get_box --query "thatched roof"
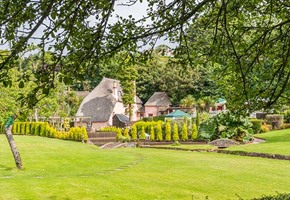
[76,78,122,122]
[145,92,171,107]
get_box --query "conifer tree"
[172,123,179,141]
[165,122,171,142]
[181,123,188,141]
[150,125,155,141]
[156,123,163,141]
[196,112,200,132]
[124,127,130,140]
[140,126,146,140]
[191,124,198,140]
[131,125,137,140]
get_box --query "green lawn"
[1,135,290,200]
[153,144,216,150]
[228,129,290,155]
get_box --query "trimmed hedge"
[250,119,263,134]
[11,122,88,142]
[265,114,284,129]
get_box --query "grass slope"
[1,135,290,200]
[228,129,290,155]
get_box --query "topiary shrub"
[139,126,146,140]
[165,122,171,142]
[149,125,155,141]
[131,125,137,140]
[250,119,263,134]
[172,123,179,141]
[266,114,284,129]
[191,124,198,140]
[123,127,130,141]
[156,123,163,141]
[181,123,188,141]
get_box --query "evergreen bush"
[165,122,171,142]
[131,125,137,140]
[156,123,163,141]
[149,125,155,141]
[139,126,146,140]
[181,123,188,141]
[250,119,263,134]
[172,123,179,141]
[191,124,198,140]
[123,127,130,141]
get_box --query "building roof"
[76,77,142,122]
[75,91,90,98]
[145,92,171,107]
[76,78,122,122]
[165,110,191,118]
[114,114,129,124]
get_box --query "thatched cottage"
[75,78,142,130]
[144,92,172,117]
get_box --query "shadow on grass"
[0,164,14,171]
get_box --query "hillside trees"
[0,0,289,110]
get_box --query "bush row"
[11,122,88,142]
[101,121,198,142]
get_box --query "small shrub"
[131,125,137,140]
[172,123,179,141]
[283,110,290,123]
[280,123,290,129]
[165,122,171,142]
[265,114,284,129]
[261,125,270,133]
[181,123,188,141]
[139,126,146,140]
[156,123,163,141]
[149,125,155,141]
[191,124,198,140]
[123,127,130,141]
[250,119,263,134]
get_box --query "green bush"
[191,124,198,140]
[261,125,270,133]
[250,119,263,134]
[265,114,284,129]
[139,126,146,140]
[181,123,188,141]
[199,111,253,142]
[123,127,130,141]
[131,125,137,140]
[165,122,171,142]
[172,123,179,141]
[283,110,290,123]
[149,125,155,141]
[25,122,31,135]
[281,123,290,129]
[156,123,163,141]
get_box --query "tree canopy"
[0,0,290,111]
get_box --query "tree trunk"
[4,126,24,169]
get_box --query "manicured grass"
[1,135,290,200]
[154,144,216,150]
[228,129,290,155]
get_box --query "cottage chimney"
[113,81,118,99]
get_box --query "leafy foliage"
[199,112,253,142]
